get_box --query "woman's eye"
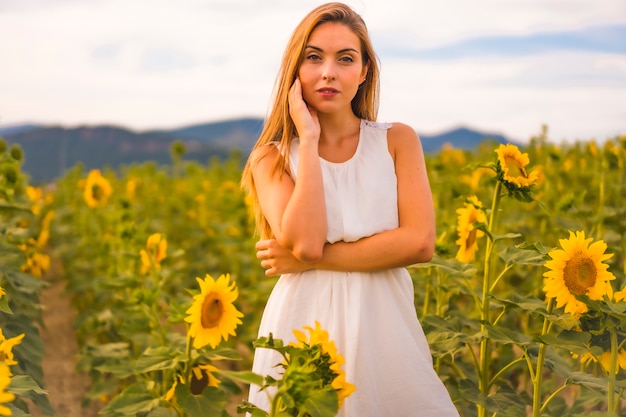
[340,56,355,63]
[306,54,321,61]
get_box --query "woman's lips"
[317,88,339,97]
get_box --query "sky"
[1,0,625,144]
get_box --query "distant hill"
[160,117,265,150]
[1,117,515,183]
[419,126,511,153]
[0,124,39,136]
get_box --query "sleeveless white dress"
[247,120,459,417]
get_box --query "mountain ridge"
[0,118,516,182]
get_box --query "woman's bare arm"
[251,79,327,262]
[257,122,435,275]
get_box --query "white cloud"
[1,0,625,141]
[378,51,626,141]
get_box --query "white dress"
[248,120,459,417]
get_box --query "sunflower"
[25,185,44,215]
[125,178,140,199]
[454,196,487,263]
[0,329,25,366]
[575,349,626,375]
[439,144,466,167]
[495,144,539,190]
[164,374,184,402]
[164,364,221,401]
[292,321,356,406]
[599,349,626,374]
[83,169,113,208]
[543,230,615,315]
[140,233,167,275]
[614,287,626,303]
[185,274,243,349]
[190,364,221,394]
[0,362,14,416]
[20,252,51,278]
[41,210,55,230]
[460,167,492,192]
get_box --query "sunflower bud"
[1,164,19,184]
[9,145,23,162]
[494,144,539,201]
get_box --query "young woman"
[241,3,459,416]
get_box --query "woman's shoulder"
[384,122,423,157]
[247,141,290,174]
[386,122,421,143]
[249,141,280,161]
[386,121,417,135]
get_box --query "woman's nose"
[322,63,337,80]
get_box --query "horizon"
[0,116,578,146]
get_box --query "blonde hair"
[241,2,380,238]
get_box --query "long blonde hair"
[241,2,381,238]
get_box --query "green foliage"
[8,131,626,415]
[236,335,341,417]
[0,139,52,415]
[413,134,626,416]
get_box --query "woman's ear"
[360,61,370,84]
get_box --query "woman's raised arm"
[257,122,435,275]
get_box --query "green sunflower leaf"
[485,324,532,346]
[237,400,269,417]
[218,369,264,386]
[498,244,548,266]
[99,381,159,416]
[302,388,339,417]
[536,330,591,352]
[176,384,227,417]
[134,346,186,373]
[146,407,178,417]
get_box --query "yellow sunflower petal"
[495,144,538,189]
[454,196,487,263]
[543,230,616,316]
[185,274,243,349]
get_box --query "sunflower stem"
[596,156,606,239]
[435,269,445,317]
[269,392,284,417]
[532,297,554,417]
[184,331,193,384]
[462,274,483,313]
[478,180,502,417]
[489,263,513,293]
[616,388,625,413]
[608,326,618,413]
[449,357,467,379]
[488,356,525,388]
[540,383,571,413]
[422,272,432,317]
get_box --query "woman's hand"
[288,78,320,143]
[256,238,313,276]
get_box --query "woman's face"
[297,22,368,115]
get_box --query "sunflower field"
[0,128,625,417]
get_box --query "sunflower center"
[190,368,209,395]
[201,292,224,328]
[504,156,527,178]
[466,229,477,249]
[91,184,104,201]
[563,253,597,295]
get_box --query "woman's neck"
[317,112,361,145]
